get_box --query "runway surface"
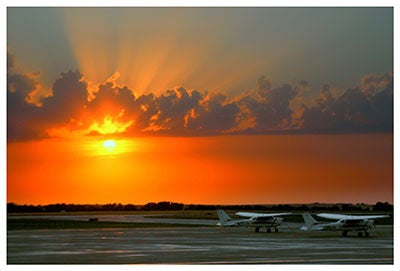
[7,219,393,264]
[8,213,218,226]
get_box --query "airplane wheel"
[365,232,369,237]
[266,228,271,233]
[342,231,348,237]
[357,232,363,237]
[255,227,260,233]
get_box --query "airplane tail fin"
[217,210,232,226]
[302,213,318,227]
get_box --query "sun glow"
[102,139,116,150]
[88,115,133,135]
[99,139,118,156]
[92,138,137,157]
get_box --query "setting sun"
[102,139,116,150]
[93,138,137,157]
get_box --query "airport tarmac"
[7,223,393,264]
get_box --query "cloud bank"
[7,52,393,141]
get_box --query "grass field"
[7,218,210,230]
[7,209,214,217]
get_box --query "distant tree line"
[142,201,184,211]
[372,201,393,212]
[7,201,393,213]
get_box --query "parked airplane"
[301,212,389,237]
[216,209,291,232]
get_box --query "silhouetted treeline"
[372,201,393,212]
[142,201,184,211]
[7,201,393,213]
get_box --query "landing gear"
[342,230,370,237]
[254,227,279,233]
[342,231,370,237]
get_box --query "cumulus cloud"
[7,52,45,140]
[148,87,203,132]
[40,70,88,124]
[7,52,393,141]
[300,73,393,133]
[235,77,298,131]
[186,92,240,134]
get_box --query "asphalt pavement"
[7,222,393,264]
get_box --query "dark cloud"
[7,52,37,100]
[39,70,88,125]
[300,73,393,133]
[132,93,158,132]
[7,88,44,141]
[7,52,393,141]
[149,87,202,132]
[236,77,298,131]
[7,51,16,71]
[186,92,240,134]
[7,52,44,141]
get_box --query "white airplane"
[301,212,390,237]
[216,209,292,233]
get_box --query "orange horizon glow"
[7,134,393,205]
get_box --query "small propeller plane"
[301,212,389,237]
[216,209,291,233]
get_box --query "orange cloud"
[87,114,133,135]
[7,50,394,141]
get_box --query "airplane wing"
[235,212,292,218]
[317,213,389,220]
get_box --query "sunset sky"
[6,6,393,205]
